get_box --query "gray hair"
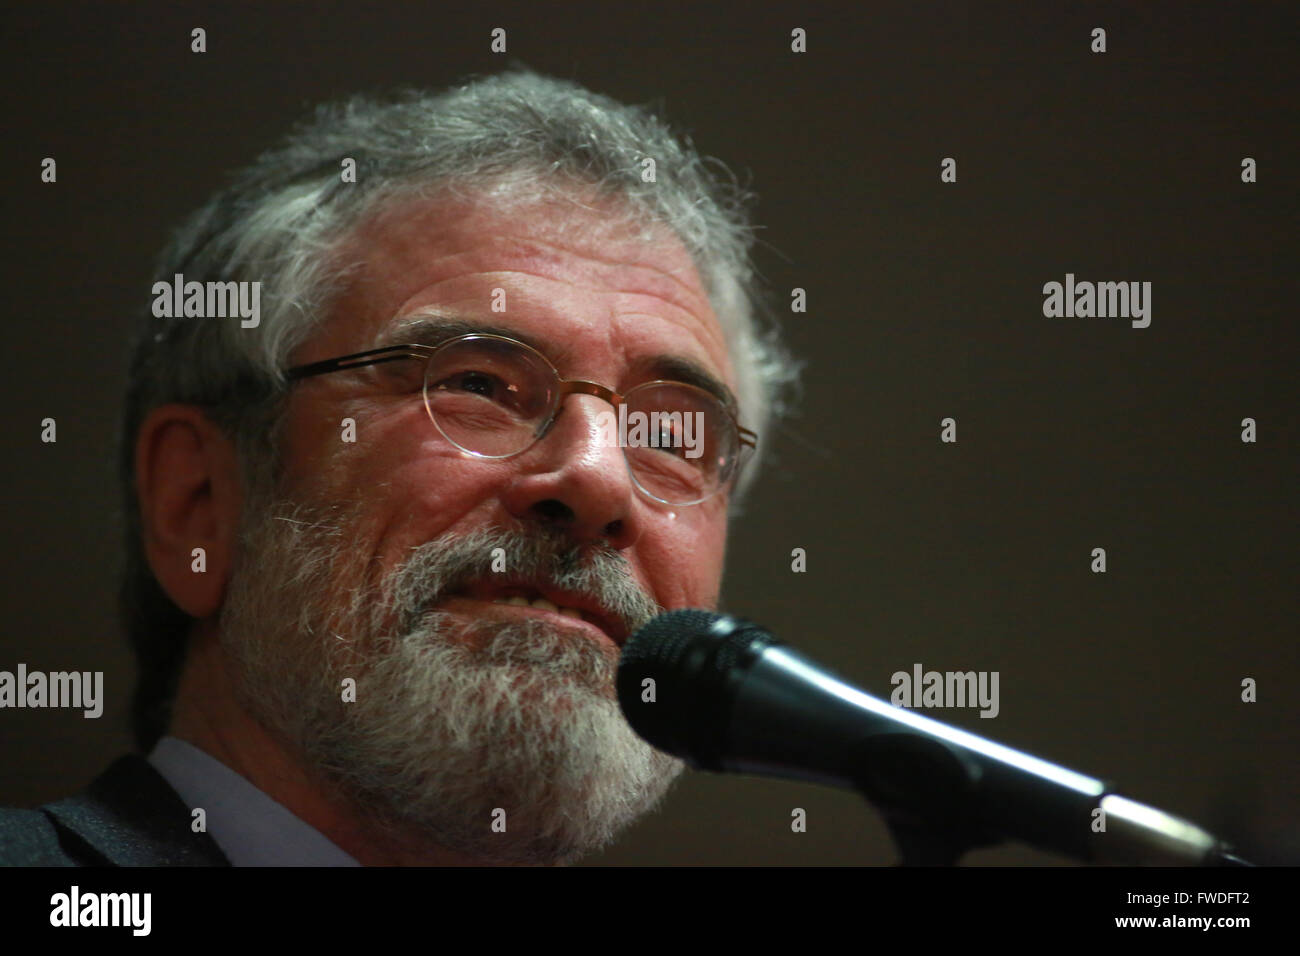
[118,67,798,751]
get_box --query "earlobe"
[135,405,243,619]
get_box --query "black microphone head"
[617,609,778,769]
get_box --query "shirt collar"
[147,736,361,866]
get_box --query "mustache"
[384,525,662,639]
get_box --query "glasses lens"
[621,383,739,505]
[423,337,556,457]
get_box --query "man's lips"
[444,580,630,647]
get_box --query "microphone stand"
[857,732,1006,865]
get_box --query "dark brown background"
[1,1,1295,865]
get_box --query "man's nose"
[499,395,644,549]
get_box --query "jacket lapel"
[44,755,230,866]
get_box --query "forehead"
[313,186,736,393]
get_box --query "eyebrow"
[380,311,740,413]
[378,313,562,361]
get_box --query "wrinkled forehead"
[321,184,736,384]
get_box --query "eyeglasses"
[285,333,756,506]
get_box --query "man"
[0,69,794,865]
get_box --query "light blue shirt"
[147,736,360,866]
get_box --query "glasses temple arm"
[285,345,433,381]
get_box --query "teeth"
[489,594,584,618]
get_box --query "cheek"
[361,447,516,572]
[640,511,728,610]
[282,396,502,555]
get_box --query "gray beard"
[217,494,684,864]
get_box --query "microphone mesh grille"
[617,609,769,768]
[619,609,723,676]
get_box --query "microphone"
[616,609,1249,866]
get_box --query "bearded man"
[0,69,793,866]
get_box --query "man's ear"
[134,405,244,618]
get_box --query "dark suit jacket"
[0,755,230,866]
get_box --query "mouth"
[445,580,630,648]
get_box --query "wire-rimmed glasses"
[285,332,756,506]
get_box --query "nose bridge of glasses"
[535,379,620,435]
[538,379,624,443]
[557,379,623,406]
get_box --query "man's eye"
[655,421,688,456]
[453,372,498,397]
[433,370,521,407]
[435,370,508,398]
